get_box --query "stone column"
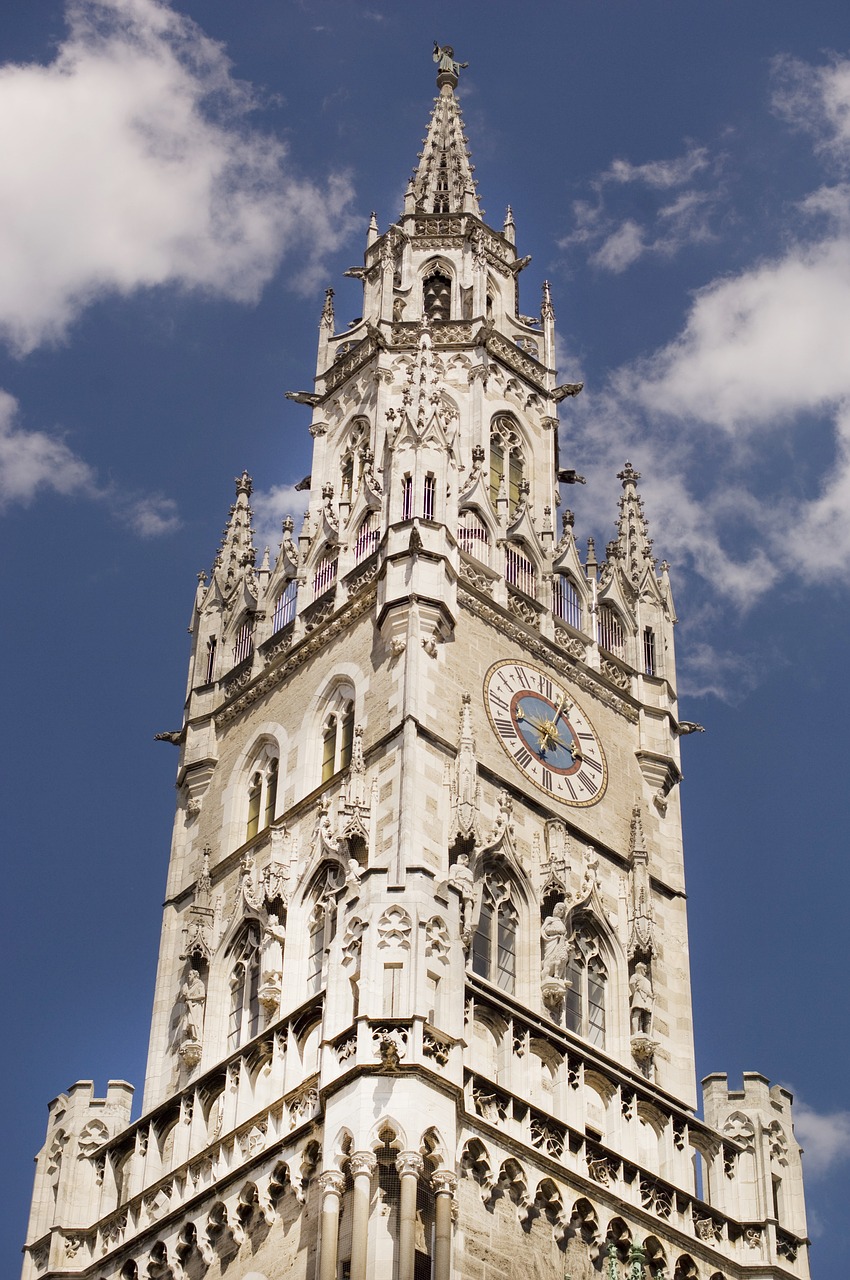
[395,1151,424,1280]
[348,1151,376,1280]
[432,1169,457,1280]
[318,1170,346,1280]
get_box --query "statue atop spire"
[410,47,478,216]
[433,42,468,89]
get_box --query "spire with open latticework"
[408,44,479,217]
[614,461,655,587]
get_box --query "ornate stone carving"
[540,901,571,1011]
[395,1151,425,1179]
[349,1151,377,1180]
[629,962,654,1036]
[377,905,412,950]
[447,853,476,945]
[422,1028,452,1066]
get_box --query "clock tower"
[22,47,810,1280]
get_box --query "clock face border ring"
[483,658,608,807]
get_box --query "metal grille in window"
[401,475,414,522]
[597,604,624,656]
[205,636,217,684]
[228,925,261,1050]
[553,575,582,629]
[272,581,297,632]
[643,626,657,676]
[423,474,436,521]
[505,546,537,599]
[354,512,380,563]
[232,619,254,666]
[312,553,338,600]
[472,873,517,995]
[457,508,490,559]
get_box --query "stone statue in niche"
[447,852,476,944]
[629,962,654,1036]
[540,902,572,1011]
[259,915,287,1013]
[179,969,206,1063]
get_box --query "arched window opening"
[597,604,625,657]
[272,580,297,633]
[643,626,657,676]
[472,871,518,995]
[320,687,356,784]
[354,511,380,563]
[424,269,452,320]
[564,924,607,1048]
[204,636,218,684]
[553,575,583,630]
[490,417,525,515]
[232,616,254,667]
[457,508,490,560]
[376,1127,402,1216]
[228,924,261,1051]
[423,472,436,521]
[505,544,537,598]
[244,750,279,841]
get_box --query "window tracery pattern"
[597,604,625,657]
[564,924,607,1047]
[472,870,518,994]
[489,417,525,515]
[227,924,261,1051]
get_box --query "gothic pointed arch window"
[553,573,583,631]
[597,604,625,658]
[227,923,261,1051]
[423,263,452,321]
[472,869,518,994]
[232,614,255,667]
[564,921,607,1048]
[320,686,355,784]
[457,507,491,561]
[244,744,279,841]
[354,510,380,563]
[489,416,525,515]
[272,579,297,633]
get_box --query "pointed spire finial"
[614,461,654,584]
[409,52,479,216]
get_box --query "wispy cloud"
[560,144,723,273]
[0,389,180,536]
[794,1099,850,1179]
[0,0,360,355]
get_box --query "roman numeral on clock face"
[513,745,533,769]
[494,717,516,739]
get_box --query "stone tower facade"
[22,48,809,1280]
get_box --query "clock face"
[484,659,607,806]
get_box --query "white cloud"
[0,387,180,534]
[794,1100,850,1179]
[630,237,850,432]
[251,481,309,555]
[0,389,97,508]
[561,145,722,272]
[602,146,710,189]
[592,220,645,273]
[0,0,359,354]
[772,53,850,165]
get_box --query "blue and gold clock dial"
[484,660,607,805]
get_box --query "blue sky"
[2,1,849,1273]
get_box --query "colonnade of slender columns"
[317,1154,457,1280]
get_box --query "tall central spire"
[408,44,479,217]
